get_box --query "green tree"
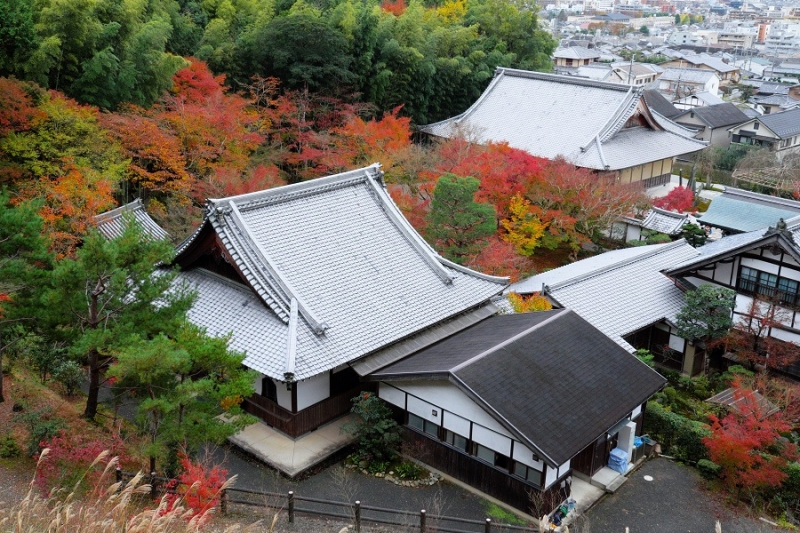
[0,195,52,403]
[110,324,256,472]
[344,391,402,463]
[675,285,735,345]
[640,24,649,35]
[44,218,195,420]
[425,173,496,263]
[0,0,37,76]
[682,222,707,247]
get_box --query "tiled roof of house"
[681,53,739,73]
[660,67,717,84]
[641,207,690,235]
[421,68,706,171]
[643,89,681,118]
[759,107,800,138]
[370,309,666,466]
[510,241,699,350]
[174,165,508,382]
[93,198,170,241]
[674,103,750,129]
[698,188,800,232]
[554,46,601,59]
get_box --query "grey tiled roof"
[512,241,699,350]
[674,103,750,129]
[94,199,170,241]
[698,188,800,232]
[421,68,706,171]
[681,53,739,73]
[554,46,601,59]
[643,89,681,118]
[759,108,800,138]
[177,165,508,381]
[371,310,666,465]
[659,67,717,84]
[641,207,689,235]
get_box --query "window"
[408,413,440,437]
[754,122,760,130]
[738,266,799,305]
[444,430,468,452]
[513,462,543,487]
[473,444,510,470]
[261,377,277,402]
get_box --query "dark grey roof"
[675,103,750,129]
[371,309,666,466]
[94,199,170,241]
[759,107,800,138]
[643,89,681,118]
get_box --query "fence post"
[484,518,492,533]
[150,472,157,498]
[288,491,295,523]
[220,489,227,515]
[354,500,361,533]
[420,509,426,533]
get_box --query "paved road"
[585,458,788,533]
[210,444,499,530]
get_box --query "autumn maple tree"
[653,185,694,213]
[703,380,798,498]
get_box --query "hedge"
[643,401,711,463]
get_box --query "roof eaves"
[547,240,692,291]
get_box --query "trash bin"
[608,447,629,474]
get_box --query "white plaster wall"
[741,257,780,275]
[632,403,642,418]
[297,372,330,411]
[442,411,471,437]
[767,326,800,344]
[472,425,512,456]
[557,460,571,479]
[276,380,292,410]
[668,333,685,352]
[389,381,516,439]
[545,465,558,488]
[380,382,405,408]
[781,267,800,282]
[407,395,443,425]
[713,261,733,283]
[254,373,264,395]
[512,442,544,471]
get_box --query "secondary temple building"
[421,68,707,189]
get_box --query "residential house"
[553,46,602,69]
[368,309,665,510]
[672,91,725,110]
[698,188,800,233]
[609,62,663,86]
[96,165,667,513]
[749,83,800,116]
[656,68,720,101]
[421,68,706,189]
[673,103,751,146]
[643,89,682,119]
[660,53,740,84]
[610,207,692,242]
[728,107,800,157]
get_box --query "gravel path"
[585,458,789,533]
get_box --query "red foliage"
[703,380,798,494]
[36,431,126,495]
[465,236,533,281]
[165,453,228,523]
[0,78,45,136]
[431,140,546,216]
[381,0,407,15]
[0,292,11,318]
[653,186,694,213]
[388,183,431,233]
[720,297,800,370]
[171,59,227,102]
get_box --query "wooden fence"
[117,469,540,533]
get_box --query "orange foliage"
[381,0,407,15]
[465,236,532,281]
[507,291,553,312]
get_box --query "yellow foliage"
[500,194,546,256]
[507,292,552,313]
[436,0,466,22]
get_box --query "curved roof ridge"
[547,240,693,291]
[598,86,641,142]
[496,67,633,92]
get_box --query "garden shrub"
[165,453,228,523]
[643,401,710,462]
[13,407,65,456]
[344,392,402,463]
[394,461,424,480]
[36,431,125,494]
[53,360,84,396]
[697,459,721,479]
[0,435,21,458]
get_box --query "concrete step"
[605,474,628,494]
